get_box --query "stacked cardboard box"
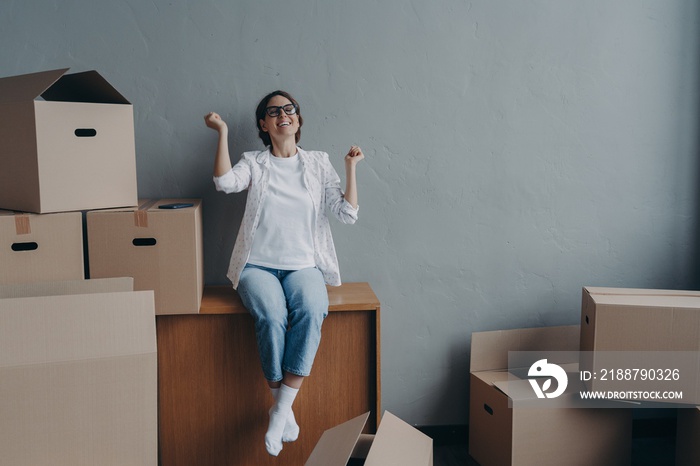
[0,68,204,312]
[87,199,204,315]
[0,68,199,464]
[0,209,84,284]
[0,68,137,214]
[579,286,700,463]
[0,67,138,287]
[579,286,700,405]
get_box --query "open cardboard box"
[469,325,632,466]
[306,411,433,466]
[0,68,138,213]
[0,209,84,284]
[86,199,203,315]
[0,278,157,465]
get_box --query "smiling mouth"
[278,122,291,127]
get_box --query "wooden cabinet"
[157,282,381,466]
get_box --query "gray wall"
[2,0,699,425]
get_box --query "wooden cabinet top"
[200,282,380,315]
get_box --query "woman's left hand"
[345,145,365,167]
[343,146,363,209]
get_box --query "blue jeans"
[237,264,329,382]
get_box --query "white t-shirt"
[247,153,316,270]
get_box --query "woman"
[204,90,364,457]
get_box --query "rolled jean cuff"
[282,366,311,378]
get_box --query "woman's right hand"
[205,112,233,176]
[204,112,227,132]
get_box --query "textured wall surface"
[1,0,699,425]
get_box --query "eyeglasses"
[265,103,298,118]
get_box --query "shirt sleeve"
[322,153,359,225]
[212,156,252,194]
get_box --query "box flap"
[305,412,369,466]
[474,362,579,391]
[365,411,433,466]
[470,326,579,372]
[492,366,578,400]
[0,68,69,104]
[471,369,511,387]
[40,70,130,104]
[0,277,133,299]
[0,291,156,368]
[588,291,700,309]
[584,286,700,299]
[493,378,542,401]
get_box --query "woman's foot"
[270,387,300,442]
[265,384,299,456]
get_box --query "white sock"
[270,387,300,442]
[265,384,298,456]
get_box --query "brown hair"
[255,90,303,148]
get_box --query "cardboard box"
[580,287,700,352]
[86,199,203,315]
[306,411,433,466]
[0,278,157,465]
[676,406,700,466]
[580,287,700,404]
[0,209,84,284]
[469,326,632,466]
[0,68,137,213]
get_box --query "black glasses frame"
[265,103,298,118]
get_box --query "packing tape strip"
[134,199,159,228]
[14,214,31,235]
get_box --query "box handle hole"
[585,315,589,325]
[483,403,494,415]
[133,238,157,247]
[75,128,97,137]
[11,242,38,251]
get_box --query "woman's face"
[259,95,300,143]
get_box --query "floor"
[432,438,677,466]
[430,417,677,466]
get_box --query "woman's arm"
[205,112,251,194]
[343,145,364,209]
[204,112,233,177]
